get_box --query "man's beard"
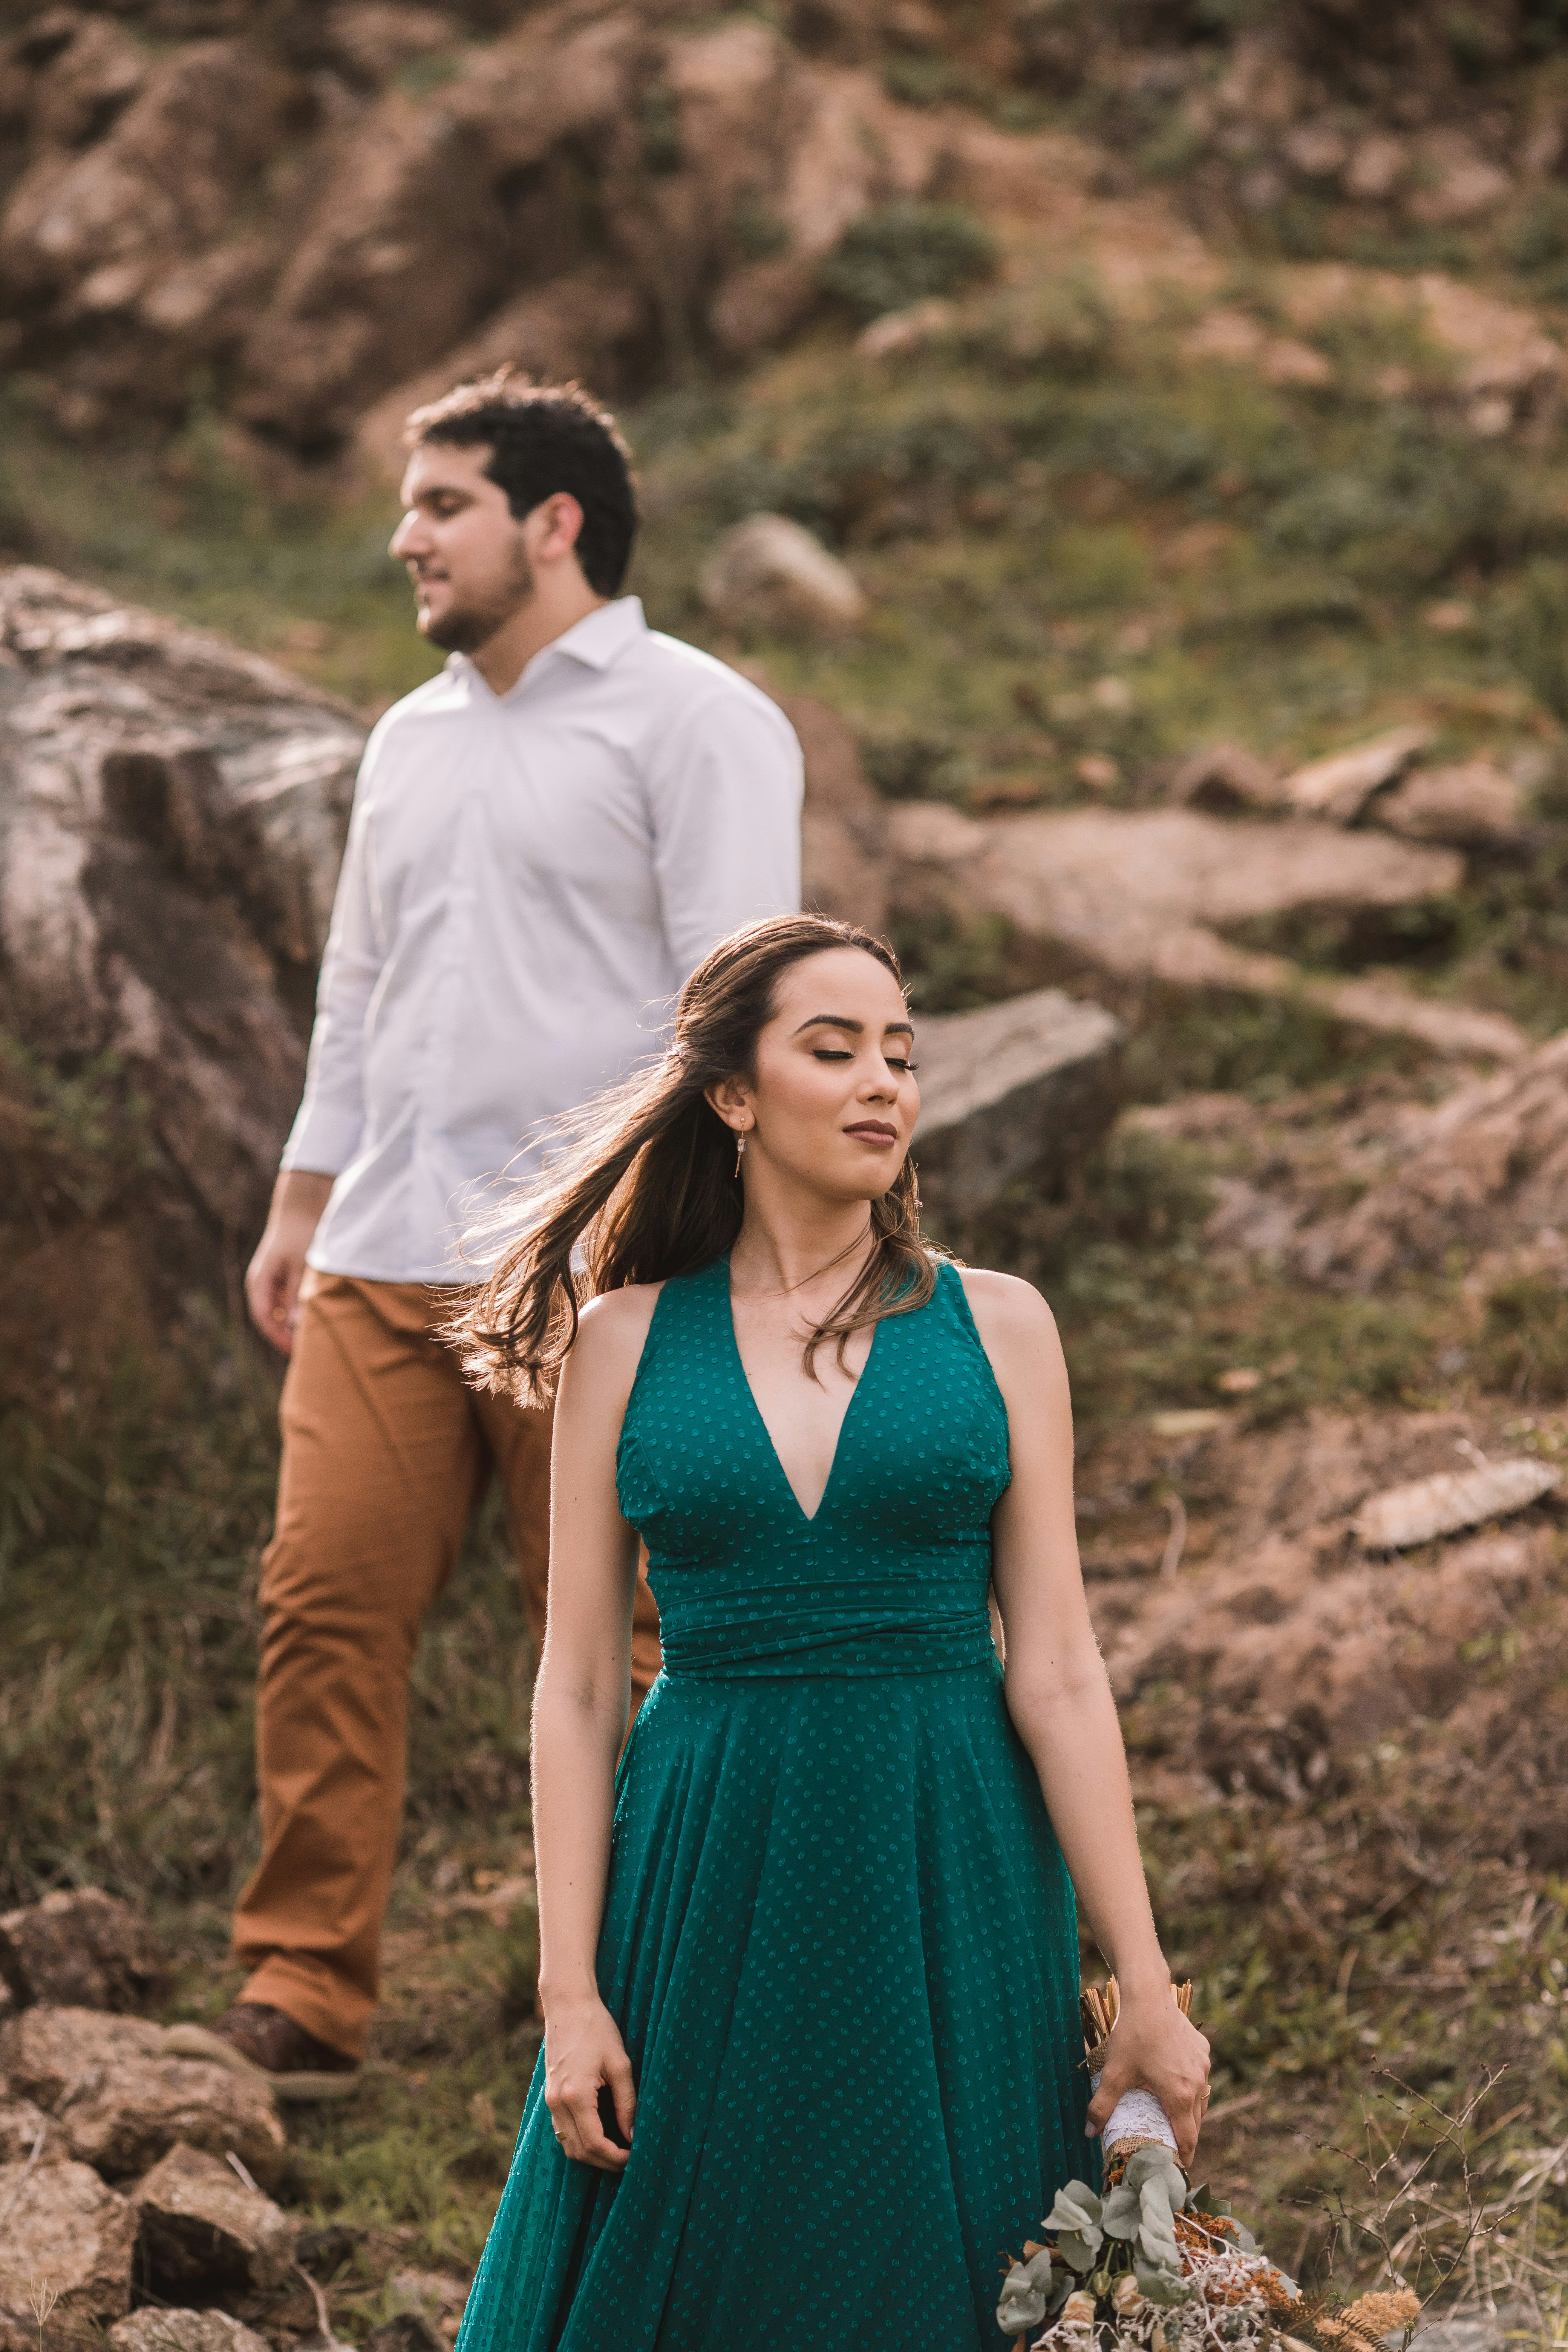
[418,541,534,653]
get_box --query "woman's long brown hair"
[452,914,936,1403]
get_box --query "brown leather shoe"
[162,2002,360,2103]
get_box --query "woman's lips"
[844,1122,897,1145]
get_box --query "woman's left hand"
[1085,1992,1211,2168]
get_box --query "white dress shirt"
[281,596,803,1283]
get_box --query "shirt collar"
[545,595,647,671]
[446,597,648,699]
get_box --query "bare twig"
[1159,1491,1187,1579]
[0,2122,47,2233]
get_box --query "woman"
[453,914,1209,2352]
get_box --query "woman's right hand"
[542,1994,637,2171]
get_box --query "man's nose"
[389,510,426,559]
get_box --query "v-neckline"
[722,1258,884,1529]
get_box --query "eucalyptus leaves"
[995,2149,1296,2350]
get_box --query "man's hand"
[245,1170,336,1354]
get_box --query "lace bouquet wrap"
[993,1980,1417,2352]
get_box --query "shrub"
[974,271,1114,378]
[819,203,999,322]
[1509,558,1568,722]
[1476,1272,1568,1402]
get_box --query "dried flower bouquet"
[995,1984,1423,2352]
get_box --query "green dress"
[457,1256,1088,2351]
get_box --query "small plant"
[819,203,998,322]
[1509,559,1568,723]
[1476,1272,1568,1402]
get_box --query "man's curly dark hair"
[405,369,639,597]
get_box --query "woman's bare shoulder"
[575,1282,665,1361]
[954,1265,1060,1345]
[555,1283,666,1435]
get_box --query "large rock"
[0,565,363,1242]
[132,2142,296,2295]
[0,37,296,423]
[109,2312,271,2352]
[1295,1029,1568,1287]
[1372,761,1527,851]
[912,988,1125,1225]
[0,2008,285,2190]
[0,2097,57,2164]
[0,2159,135,2346]
[60,2056,285,2192]
[234,5,946,447]
[1282,725,1432,824]
[0,2007,164,2104]
[889,801,1524,1064]
[700,514,866,637]
[1354,1459,1560,1551]
[354,266,650,481]
[787,693,890,935]
[0,1889,169,2014]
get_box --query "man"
[166,373,802,2097]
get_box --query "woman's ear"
[703,1075,749,1127]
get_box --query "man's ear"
[527,491,585,566]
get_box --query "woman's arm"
[531,1284,658,2171]
[961,1269,1211,2165]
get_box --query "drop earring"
[733,1123,748,1178]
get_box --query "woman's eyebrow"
[790,1014,916,1038]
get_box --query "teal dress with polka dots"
[456,1255,1087,2350]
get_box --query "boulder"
[1404,130,1512,228]
[0,2007,285,2190]
[1354,1459,1560,1551]
[323,6,459,90]
[786,693,890,934]
[0,2159,135,2343]
[109,2312,271,2352]
[354,266,650,482]
[854,296,959,361]
[0,2008,164,2105]
[888,800,1521,1063]
[0,565,364,1242]
[57,2056,285,2191]
[0,2097,56,2164]
[132,2142,296,2295]
[0,37,297,418]
[1295,1030,1568,1287]
[0,1888,169,2014]
[700,514,865,637]
[911,988,1125,1225]
[1371,761,1526,851]
[1282,725,1432,824]
[1281,267,1565,435]
[1165,742,1282,815]
[29,17,145,152]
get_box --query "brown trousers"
[233,1271,661,2057]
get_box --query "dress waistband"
[656,1605,998,1681]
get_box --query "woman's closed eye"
[810,1049,916,1072]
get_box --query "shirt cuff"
[279,1102,361,1177]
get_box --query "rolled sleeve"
[649,688,804,979]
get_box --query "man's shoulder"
[364,663,472,750]
[626,629,796,733]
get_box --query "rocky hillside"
[7,0,1568,453]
